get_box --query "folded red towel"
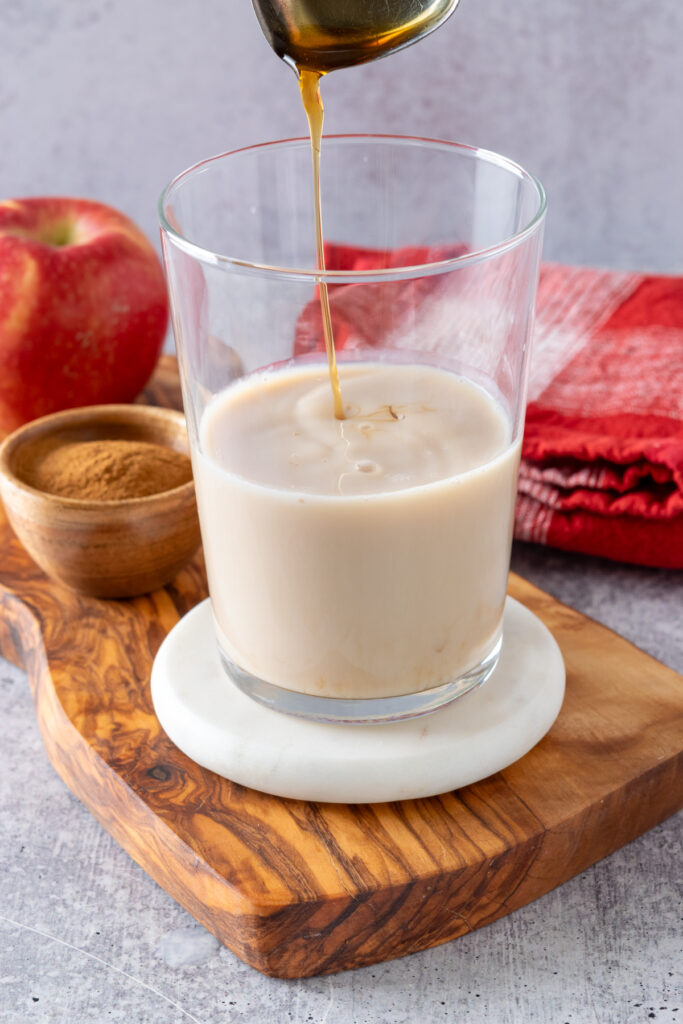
[294,249,683,569]
[518,265,683,568]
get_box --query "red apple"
[0,197,168,434]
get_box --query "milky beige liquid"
[194,362,520,699]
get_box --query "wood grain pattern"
[0,354,681,978]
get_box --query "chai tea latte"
[193,361,519,698]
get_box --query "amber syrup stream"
[298,68,345,420]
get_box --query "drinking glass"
[159,135,546,723]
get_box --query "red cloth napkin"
[294,248,683,569]
[516,264,683,568]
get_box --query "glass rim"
[158,133,547,282]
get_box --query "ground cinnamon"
[25,439,193,500]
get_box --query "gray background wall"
[1,0,681,273]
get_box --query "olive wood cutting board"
[0,355,681,978]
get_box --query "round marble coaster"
[151,597,565,804]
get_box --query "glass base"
[219,635,502,725]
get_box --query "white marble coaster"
[151,597,565,804]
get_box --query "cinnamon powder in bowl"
[0,405,201,598]
[23,438,192,501]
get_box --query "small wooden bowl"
[0,405,201,599]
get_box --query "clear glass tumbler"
[159,135,546,723]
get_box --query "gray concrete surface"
[1,542,681,1024]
